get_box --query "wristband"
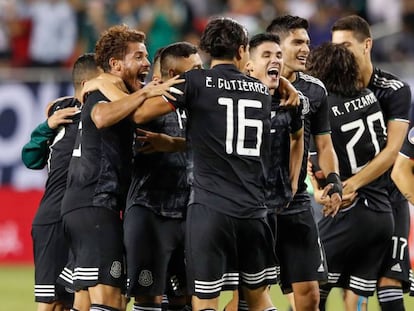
[326,172,342,198]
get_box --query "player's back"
[174,64,272,218]
[33,97,80,225]
[329,88,389,211]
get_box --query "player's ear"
[236,45,246,60]
[364,38,372,55]
[245,60,253,75]
[168,68,176,79]
[109,57,122,72]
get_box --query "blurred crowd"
[0,0,413,69]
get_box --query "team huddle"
[22,13,414,311]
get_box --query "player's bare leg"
[343,289,366,311]
[88,284,123,310]
[72,289,91,311]
[223,290,239,311]
[191,296,219,311]
[242,285,275,311]
[291,281,319,311]
[37,301,64,311]
[286,292,296,311]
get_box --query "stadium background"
[1,0,414,310]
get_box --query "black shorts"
[123,206,186,297]
[32,222,74,305]
[186,203,278,299]
[276,209,328,293]
[62,207,126,291]
[165,246,187,297]
[319,201,394,297]
[380,200,411,290]
[56,251,75,291]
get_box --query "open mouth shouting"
[267,67,280,80]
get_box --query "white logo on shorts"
[110,261,122,278]
[139,270,153,286]
[391,263,402,273]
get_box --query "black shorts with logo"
[123,206,186,297]
[185,203,278,299]
[62,207,126,291]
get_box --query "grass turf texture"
[1,265,413,310]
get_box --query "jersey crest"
[299,91,310,115]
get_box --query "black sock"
[377,286,405,311]
[238,299,248,311]
[161,295,169,311]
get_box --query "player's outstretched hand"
[278,76,300,107]
[143,75,185,100]
[47,107,80,129]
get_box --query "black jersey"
[286,72,330,214]
[61,91,134,215]
[368,67,411,123]
[126,109,189,218]
[33,97,80,225]
[400,104,414,159]
[168,64,272,219]
[266,92,303,212]
[329,89,390,212]
[368,67,412,202]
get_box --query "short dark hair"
[199,17,248,60]
[306,42,360,97]
[72,53,99,89]
[95,24,146,72]
[153,47,165,66]
[331,15,372,42]
[249,33,280,53]
[160,42,198,78]
[266,15,309,40]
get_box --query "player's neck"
[282,69,297,83]
[361,62,374,88]
[211,59,237,69]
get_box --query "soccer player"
[22,53,100,311]
[266,15,341,311]
[306,41,395,311]
[224,31,304,311]
[60,25,182,311]
[123,41,202,311]
[331,15,412,311]
[102,17,280,311]
[391,110,414,205]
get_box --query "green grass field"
[1,265,413,311]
